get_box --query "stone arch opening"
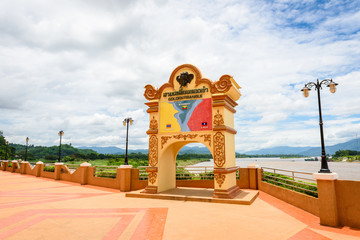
[158,141,213,192]
[143,64,242,199]
[175,142,212,164]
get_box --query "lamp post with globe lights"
[301,79,338,173]
[58,131,64,162]
[123,118,134,165]
[25,137,29,161]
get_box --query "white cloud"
[0,0,359,152]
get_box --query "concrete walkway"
[1,171,359,240]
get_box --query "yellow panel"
[160,102,181,133]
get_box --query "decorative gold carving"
[149,135,158,167]
[200,134,211,146]
[150,116,158,130]
[176,72,194,87]
[212,95,238,107]
[213,132,225,167]
[215,173,226,187]
[146,167,158,173]
[213,125,237,134]
[213,110,224,126]
[172,134,198,140]
[214,167,239,174]
[168,64,202,90]
[148,172,157,185]
[145,102,159,113]
[146,65,236,102]
[212,95,237,113]
[144,85,159,100]
[161,136,172,149]
[212,75,232,93]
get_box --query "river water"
[193,158,360,181]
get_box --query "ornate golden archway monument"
[143,64,242,199]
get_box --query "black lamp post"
[25,137,29,161]
[123,117,134,165]
[5,141,9,160]
[301,79,338,173]
[58,130,64,162]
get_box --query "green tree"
[45,155,58,161]
[0,132,15,159]
[333,150,360,157]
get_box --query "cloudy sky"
[1,0,360,152]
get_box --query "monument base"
[213,185,242,199]
[141,185,158,194]
[128,187,258,205]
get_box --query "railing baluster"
[261,166,318,197]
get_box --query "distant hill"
[79,145,211,155]
[244,146,311,155]
[298,139,360,156]
[178,146,211,154]
[79,138,360,156]
[243,138,360,156]
[78,146,147,154]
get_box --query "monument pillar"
[212,95,241,198]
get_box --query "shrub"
[139,173,148,180]
[262,172,318,198]
[199,171,214,180]
[43,166,55,172]
[106,158,122,166]
[176,168,195,180]
[63,156,75,162]
[95,171,117,178]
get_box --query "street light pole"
[25,137,29,161]
[301,79,338,173]
[58,131,64,162]
[123,118,134,165]
[5,141,9,160]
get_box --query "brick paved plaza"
[1,171,359,240]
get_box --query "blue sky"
[0,0,359,152]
